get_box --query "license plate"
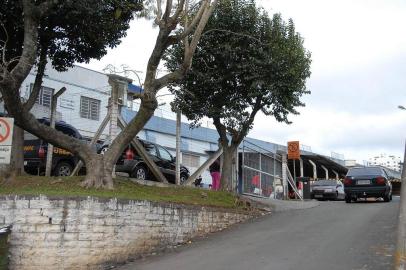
[315,195,323,198]
[357,180,370,185]
[24,161,27,166]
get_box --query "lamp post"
[395,105,406,269]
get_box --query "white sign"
[0,117,14,164]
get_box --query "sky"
[82,0,406,163]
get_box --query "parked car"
[24,119,85,176]
[100,139,190,184]
[343,166,393,203]
[311,179,345,200]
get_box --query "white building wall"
[368,154,402,172]
[20,64,111,139]
[17,64,216,184]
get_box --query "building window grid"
[31,84,54,107]
[80,96,101,121]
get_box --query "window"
[80,96,100,120]
[31,84,54,107]
[145,144,157,156]
[157,146,173,161]
[182,153,200,168]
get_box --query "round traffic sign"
[0,119,11,143]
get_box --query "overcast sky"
[82,0,406,163]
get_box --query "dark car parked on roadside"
[24,119,85,176]
[343,166,393,203]
[100,139,190,184]
[311,180,345,201]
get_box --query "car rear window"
[347,167,382,176]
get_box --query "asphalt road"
[118,197,399,270]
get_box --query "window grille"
[182,153,200,168]
[31,84,54,107]
[80,96,100,120]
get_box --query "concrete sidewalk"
[244,195,320,212]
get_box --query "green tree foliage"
[0,0,143,71]
[165,0,311,190]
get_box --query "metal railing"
[286,167,303,201]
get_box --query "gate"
[241,140,283,198]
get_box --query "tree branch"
[162,0,173,22]
[213,117,229,148]
[23,45,48,111]
[171,0,186,23]
[170,0,208,43]
[182,0,217,71]
[235,96,263,144]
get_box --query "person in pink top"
[209,159,221,191]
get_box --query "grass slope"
[0,176,238,209]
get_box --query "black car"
[24,119,85,176]
[100,139,190,184]
[343,166,393,203]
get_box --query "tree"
[0,0,142,181]
[0,0,217,188]
[165,0,311,190]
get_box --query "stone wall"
[0,195,252,270]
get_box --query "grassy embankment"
[0,176,238,208]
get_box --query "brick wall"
[0,195,252,270]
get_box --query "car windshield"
[313,180,337,186]
[347,167,382,176]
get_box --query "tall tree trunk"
[220,145,237,192]
[101,95,157,186]
[0,126,25,183]
[81,154,112,189]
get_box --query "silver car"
[311,180,345,201]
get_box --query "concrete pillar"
[332,170,339,180]
[299,158,304,177]
[108,74,132,141]
[321,165,329,180]
[308,159,317,180]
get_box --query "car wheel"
[384,194,390,202]
[345,195,351,203]
[131,165,148,180]
[390,194,393,201]
[54,162,73,177]
[180,173,188,185]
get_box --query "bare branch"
[0,21,9,65]
[162,0,174,21]
[171,0,186,22]
[183,0,190,59]
[155,0,164,26]
[182,0,217,71]
[23,46,48,111]
[171,0,208,42]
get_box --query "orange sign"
[287,141,300,160]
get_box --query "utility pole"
[396,105,406,269]
[175,110,181,185]
[45,87,66,177]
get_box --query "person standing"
[209,159,221,190]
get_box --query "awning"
[128,83,143,94]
